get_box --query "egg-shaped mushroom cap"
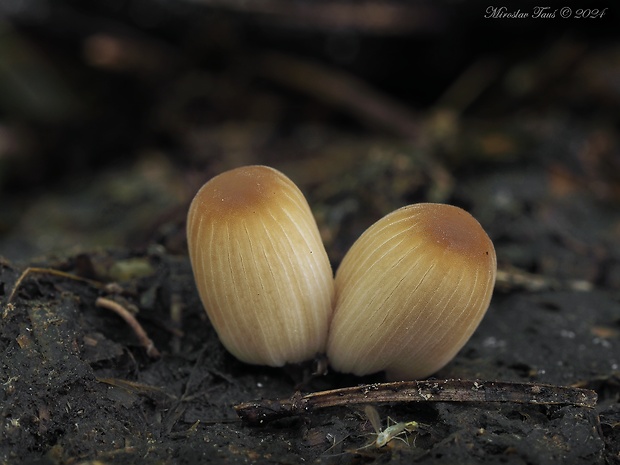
[327,203,496,380]
[187,165,334,366]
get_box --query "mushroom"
[186,165,334,366]
[326,203,496,380]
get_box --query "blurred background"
[0,0,618,281]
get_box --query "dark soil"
[1,246,617,465]
[1,1,619,464]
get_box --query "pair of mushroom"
[186,165,496,380]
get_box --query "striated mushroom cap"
[327,203,496,380]
[187,165,334,366]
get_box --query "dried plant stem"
[234,379,597,424]
[7,267,104,303]
[95,297,161,359]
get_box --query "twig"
[259,52,421,139]
[258,52,454,201]
[7,267,104,303]
[234,379,597,425]
[95,297,161,359]
[433,58,501,115]
[495,265,593,292]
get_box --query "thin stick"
[7,267,104,303]
[95,297,161,359]
[234,379,597,424]
[258,52,454,201]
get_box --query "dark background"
[1,0,618,262]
